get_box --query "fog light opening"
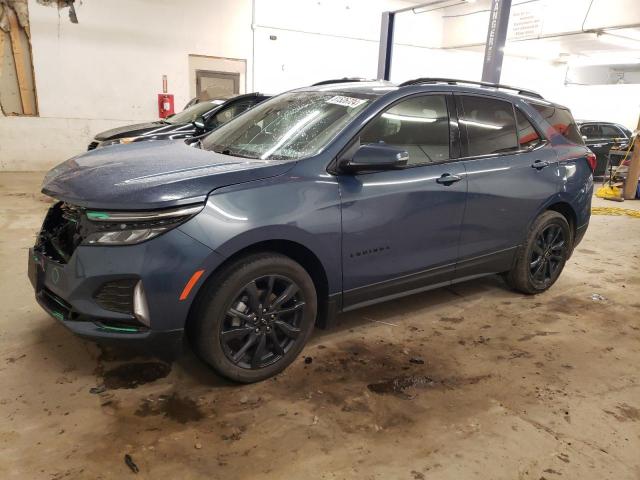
[133,280,151,327]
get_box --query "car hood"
[42,140,294,210]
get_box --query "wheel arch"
[185,239,333,336]
[545,201,577,244]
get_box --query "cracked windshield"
[201,91,374,160]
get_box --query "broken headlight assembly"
[83,204,203,245]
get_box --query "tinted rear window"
[515,108,542,150]
[530,103,583,145]
[460,96,518,156]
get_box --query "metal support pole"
[481,0,512,84]
[377,11,395,81]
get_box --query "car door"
[455,94,559,280]
[337,93,468,310]
[580,123,610,176]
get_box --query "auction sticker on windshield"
[326,95,367,108]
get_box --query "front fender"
[178,171,342,294]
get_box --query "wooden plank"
[623,115,640,200]
[0,31,4,87]
[0,31,5,115]
[6,7,34,115]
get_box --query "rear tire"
[190,253,317,383]
[504,211,571,294]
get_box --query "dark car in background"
[31,79,593,383]
[577,121,633,176]
[87,93,270,150]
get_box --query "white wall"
[251,0,431,93]
[0,0,252,170]
[1,0,637,171]
[560,84,640,129]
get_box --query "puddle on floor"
[102,362,171,389]
[135,393,204,423]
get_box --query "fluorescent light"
[597,32,640,50]
[382,112,436,123]
[412,0,468,14]
[606,28,640,42]
[568,53,640,66]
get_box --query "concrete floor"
[1,172,639,480]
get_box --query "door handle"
[531,160,550,170]
[436,173,463,185]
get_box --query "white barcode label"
[325,95,367,108]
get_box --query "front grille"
[36,202,86,264]
[87,141,99,151]
[94,279,137,314]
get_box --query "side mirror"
[582,135,588,141]
[193,116,206,129]
[341,143,409,173]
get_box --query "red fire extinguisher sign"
[158,93,175,119]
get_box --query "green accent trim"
[50,296,66,308]
[99,325,139,333]
[86,211,110,220]
[51,311,64,321]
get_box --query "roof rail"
[398,77,544,99]
[311,77,375,86]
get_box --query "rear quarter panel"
[521,100,593,229]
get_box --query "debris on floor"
[124,453,139,474]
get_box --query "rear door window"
[360,94,450,165]
[515,109,542,150]
[600,124,625,140]
[460,96,518,156]
[531,103,584,145]
[579,124,601,141]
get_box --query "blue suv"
[30,78,594,382]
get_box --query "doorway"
[195,70,240,100]
[188,54,246,103]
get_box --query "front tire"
[504,211,571,294]
[191,253,317,383]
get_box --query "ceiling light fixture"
[596,32,640,50]
[411,0,471,15]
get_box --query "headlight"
[98,136,139,148]
[83,204,203,245]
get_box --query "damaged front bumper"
[28,202,222,355]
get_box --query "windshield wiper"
[213,146,259,160]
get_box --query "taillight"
[586,152,597,172]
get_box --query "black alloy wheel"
[503,210,571,294]
[529,224,565,288]
[191,253,317,383]
[220,275,305,369]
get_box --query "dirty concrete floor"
[1,172,639,480]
